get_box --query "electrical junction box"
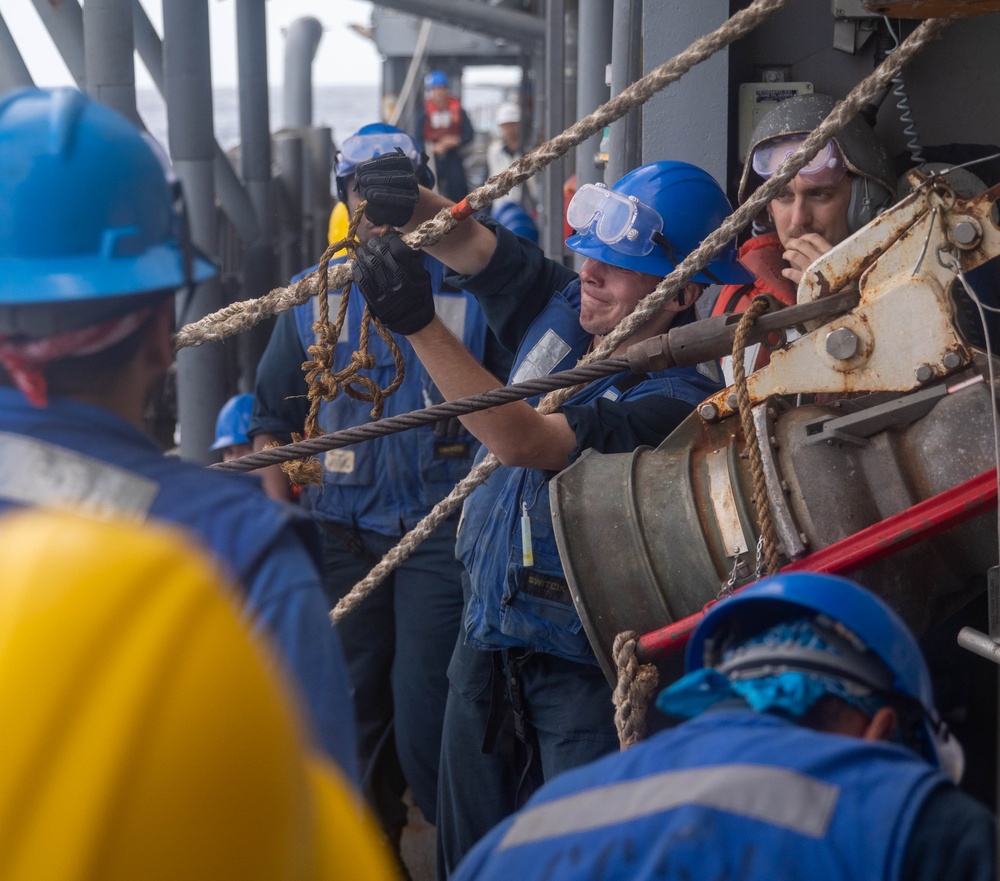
[738,81,814,161]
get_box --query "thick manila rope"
[731,297,782,575]
[332,16,952,625]
[174,0,793,352]
[613,630,660,748]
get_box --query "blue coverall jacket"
[456,276,719,664]
[0,389,358,781]
[454,708,990,881]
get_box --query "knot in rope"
[287,202,407,487]
[732,296,782,576]
[349,351,376,371]
[612,630,660,749]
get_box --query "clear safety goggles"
[338,131,420,166]
[566,183,666,256]
[751,136,848,187]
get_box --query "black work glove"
[354,148,420,228]
[352,231,435,336]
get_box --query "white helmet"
[496,102,520,126]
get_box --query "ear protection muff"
[416,152,435,190]
[847,176,894,235]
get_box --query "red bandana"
[0,308,155,407]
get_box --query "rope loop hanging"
[283,202,407,488]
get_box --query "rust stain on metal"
[863,0,1000,16]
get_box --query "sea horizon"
[137,82,512,154]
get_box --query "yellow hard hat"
[328,200,350,254]
[0,509,397,881]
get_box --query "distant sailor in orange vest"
[422,70,472,202]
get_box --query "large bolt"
[699,402,719,422]
[825,326,860,360]
[915,363,934,383]
[952,220,980,248]
[726,392,739,409]
[942,351,963,370]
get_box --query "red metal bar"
[637,468,999,662]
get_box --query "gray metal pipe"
[574,0,613,268]
[0,12,33,92]
[369,0,544,46]
[131,0,259,246]
[541,0,567,262]
[235,0,277,391]
[83,0,139,125]
[575,0,612,190]
[305,126,334,260]
[958,627,1000,665]
[236,0,272,189]
[275,132,306,283]
[28,0,85,88]
[283,17,323,129]
[164,0,227,465]
[606,0,642,185]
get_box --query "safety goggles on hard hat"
[751,136,848,187]
[339,131,420,167]
[567,182,667,257]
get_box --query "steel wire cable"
[210,356,630,473]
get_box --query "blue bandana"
[658,617,889,721]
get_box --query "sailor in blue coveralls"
[250,124,508,853]
[0,87,358,783]
[449,573,992,881]
[351,155,754,875]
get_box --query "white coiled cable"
[883,17,925,168]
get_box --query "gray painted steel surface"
[165,0,227,465]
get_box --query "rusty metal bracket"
[699,178,1000,421]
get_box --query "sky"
[0,0,382,88]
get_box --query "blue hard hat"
[210,394,254,451]
[0,87,216,305]
[492,201,539,244]
[686,572,962,779]
[426,70,449,90]
[566,161,753,284]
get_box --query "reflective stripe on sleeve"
[498,763,840,850]
[0,432,158,523]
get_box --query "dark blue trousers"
[320,516,464,842]
[435,573,619,878]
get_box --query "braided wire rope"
[211,357,630,473]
